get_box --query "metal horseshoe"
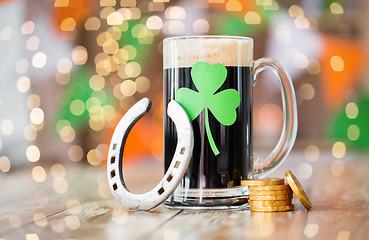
[107,98,194,210]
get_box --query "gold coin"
[241,178,284,186]
[249,194,293,201]
[249,189,292,196]
[250,204,294,212]
[249,199,292,206]
[285,170,312,210]
[248,184,291,191]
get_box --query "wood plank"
[2,152,369,240]
[148,205,307,240]
[3,198,181,240]
[300,159,369,240]
[1,158,181,239]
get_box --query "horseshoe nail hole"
[158,187,165,195]
[113,183,118,190]
[110,170,116,178]
[167,174,173,182]
[111,156,116,164]
[113,144,117,150]
[174,161,180,168]
[180,147,186,154]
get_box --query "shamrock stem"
[205,108,220,156]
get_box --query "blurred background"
[0,0,368,186]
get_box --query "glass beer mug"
[163,36,297,209]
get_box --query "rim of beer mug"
[163,35,253,42]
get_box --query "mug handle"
[252,58,298,178]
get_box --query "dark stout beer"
[164,66,253,189]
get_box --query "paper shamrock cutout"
[175,62,241,156]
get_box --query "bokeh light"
[66,199,82,215]
[345,103,358,119]
[53,177,69,193]
[165,6,186,19]
[337,231,350,240]
[64,215,80,230]
[304,145,320,162]
[304,224,319,238]
[146,16,163,30]
[244,11,261,24]
[85,17,101,30]
[193,19,210,33]
[307,59,321,75]
[226,0,243,12]
[59,126,76,143]
[294,16,310,29]
[24,125,37,141]
[72,46,88,65]
[70,99,85,116]
[33,213,47,227]
[347,124,360,141]
[57,58,73,73]
[1,119,14,136]
[163,21,185,35]
[32,166,46,182]
[330,3,344,15]
[60,18,76,31]
[16,58,29,74]
[332,142,346,159]
[68,145,84,162]
[32,52,47,68]
[26,36,40,51]
[21,21,35,35]
[0,156,11,173]
[50,219,65,233]
[54,0,69,7]
[17,76,31,93]
[163,230,180,240]
[300,83,315,101]
[288,5,304,17]
[293,53,308,69]
[120,80,136,96]
[259,222,275,236]
[107,12,124,25]
[51,163,66,178]
[27,145,41,162]
[0,27,12,41]
[30,108,44,125]
[330,56,345,72]
[135,76,150,93]
[87,149,103,166]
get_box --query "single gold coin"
[250,204,294,212]
[249,194,293,201]
[249,199,292,206]
[249,189,292,196]
[248,184,291,191]
[241,178,284,186]
[285,170,312,210]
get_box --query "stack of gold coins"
[241,178,294,212]
[241,171,312,212]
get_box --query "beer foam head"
[163,36,253,69]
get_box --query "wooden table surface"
[1,150,369,240]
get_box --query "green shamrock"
[175,62,241,156]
